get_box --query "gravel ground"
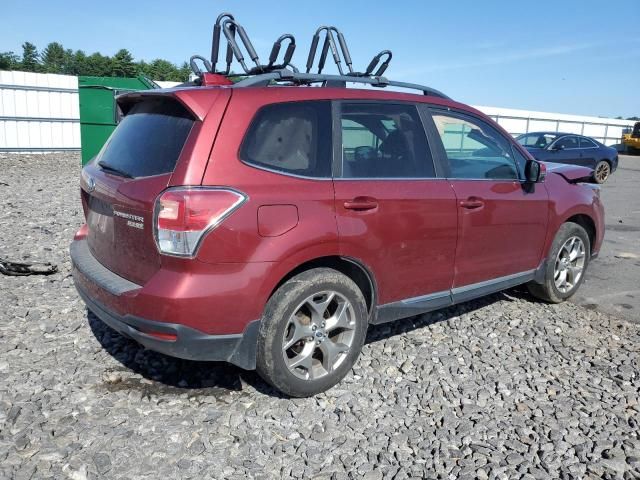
[1,153,639,480]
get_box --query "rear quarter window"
[240,101,332,178]
[97,99,194,178]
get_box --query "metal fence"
[476,105,636,147]
[0,71,80,153]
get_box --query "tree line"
[0,42,191,82]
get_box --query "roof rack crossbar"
[232,70,450,99]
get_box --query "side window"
[240,101,331,177]
[555,136,579,150]
[340,103,434,178]
[432,112,519,180]
[511,147,529,174]
[579,137,597,148]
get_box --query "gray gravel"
[1,153,639,480]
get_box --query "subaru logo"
[86,177,96,193]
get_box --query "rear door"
[427,108,548,290]
[578,137,598,167]
[81,92,227,285]
[333,101,457,314]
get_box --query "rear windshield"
[96,99,194,178]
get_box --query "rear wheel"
[256,268,368,397]
[593,160,611,184]
[528,222,590,303]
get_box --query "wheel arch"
[564,213,597,254]
[267,256,377,316]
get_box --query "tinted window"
[340,103,434,178]
[241,101,331,177]
[555,136,579,149]
[579,137,597,148]
[97,100,194,178]
[517,133,557,149]
[432,113,518,180]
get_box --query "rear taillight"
[154,187,246,257]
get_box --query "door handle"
[459,197,484,209]
[344,197,378,211]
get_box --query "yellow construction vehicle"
[623,122,640,154]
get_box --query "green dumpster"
[78,76,158,165]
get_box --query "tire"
[256,268,368,397]
[527,222,590,303]
[592,160,611,184]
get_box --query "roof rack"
[233,69,451,99]
[186,12,448,99]
[305,26,392,78]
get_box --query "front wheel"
[256,268,368,397]
[528,222,590,303]
[593,160,611,184]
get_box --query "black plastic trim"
[374,291,452,324]
[450,270,535,304]
[74,279,260,370]
[232,70,450,99]
[374,268,539,324]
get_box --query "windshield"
[517,133,558,149]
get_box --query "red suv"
[71,71,604,396]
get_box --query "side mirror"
[551,143,564,151]
[525,160,545,183]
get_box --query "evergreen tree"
[41,42,66,73]
[178,62,192,82]
[5,40,192,80]
[111,49,136,77]
[67,50,87,75]
[0,51,20,70]
[20,42,40,72]
[146,59,178,81]
[84,52,112,77]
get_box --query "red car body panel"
[81,169,170,285]
[71,84,606,368]
[334,179,457,304]
[449,179,549,287]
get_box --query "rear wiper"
[98,160,133,178]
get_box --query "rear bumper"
[75,280,259,369]
[70,237,260,369]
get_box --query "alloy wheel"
[282,291,356,380]
[554,236,586,293]
[595,162,610,183]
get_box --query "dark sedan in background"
[516,132,618,183]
